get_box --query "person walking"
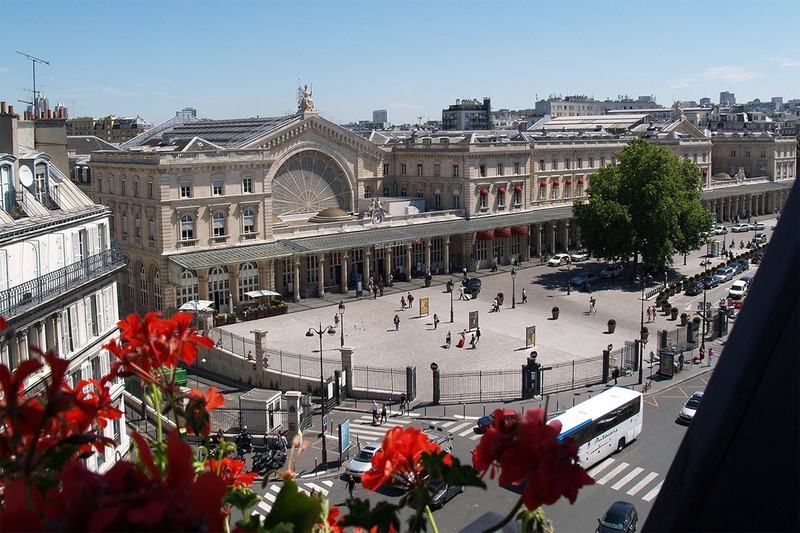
[399,393,407,415]
[698,345,705,362]
[400,296,406,310]
[521,288,528,304]
[393,314,400,331]
[462,266,468,280]
[475,326,481,344]
[612,366,620,385]
[707,347,714,367]
[433,313,440,330]
[346,474,356,498]
[445,331,452,349]
[646,306,652,323]
[407,292,414,309]
[379,281,384,297]
[469,333,476,349]
[371,400,379,425]
[334,314,340,326]
[380,404,388,425]
[458,285,466,300]
[456,330,466,348]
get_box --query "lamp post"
[338,300,345,348]
[700,283,708,356]
[511,267,517,308]
[449,277,454,323]
[306,323,336,470]
[566,259,571,295]
[638,276,646,385]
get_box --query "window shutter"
[71,232,80,263]
[0,250,7,291]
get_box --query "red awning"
[703,169,708,177]
[480,187,489,196]
[496,227,512,238]
[577,178,584,185]
[539,181,547,188]
[476,230,495,240]
[514,185,523,193]
[565,179,572,186]
[497,186,507,194]
[513,226,529,235]
[552,180,560,186]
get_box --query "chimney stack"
[8,105,14,116]
[58,108,64,119]
[0,101,6,114]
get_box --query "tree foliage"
[573,138,713,268]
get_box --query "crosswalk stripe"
[263,492,277,503]
[626,472,658,496]
[596,462,629,485]
[322,480,334,487]
[587,458,615,476]
[305,482,328,495]
[449,422,471,433]
[258,499,272,513]
[641,480,664,502]
[454,414,479,420]
[440,421,455,428]
[469,433,481,441]
[357,416,411,425]
[268,484,281,494]
[458,427,476,438]
[611,467,644,491]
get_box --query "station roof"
[700,180,794,201]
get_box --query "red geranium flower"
[472,409,594,510]
[185,386,225,436]
[205,456,257,488]
[320,505,344,533]
[361,426,452,491]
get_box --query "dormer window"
[34,163,48,205]
[0,164,15,211]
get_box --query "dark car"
[597,501,638,533]
[428,480,464,510]
[733,259,750,272]
[702,276,719,289]
[474,409,517,434]
[462,278,482,298]
[685,280,704,296]
[751,251,765,264]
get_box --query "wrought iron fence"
[351,365,406,395]
[439,369,522,403]
[209,407,287,435]
[609,341,639,372]
[540,356,604,395]
[0,244,125,318]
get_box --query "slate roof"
[67,136,120,154]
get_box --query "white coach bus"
[551,386,643,468]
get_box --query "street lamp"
[511,267,517,308]
[338,300,345,348]
[449,277,454,323]
[566,259,571,295]
[637,275,646,385]
[306,323,336,470]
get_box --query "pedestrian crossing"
[252,479,335,517]
[436,420,483,441]
[324,414,418,449]
[586,458,663,503]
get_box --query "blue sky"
[1,0,798,125]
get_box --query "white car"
[548,253,571,266]
[728,280,748,300]
[753,222,765,230]
[677,392,703,424]
[713,225,728,235]
[600,264,624,279]
[570,250,590,262]
[731,223,753,233]
[345,442,380,479]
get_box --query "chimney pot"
[0,101,6,114]
[58,108,64,119]
[47,110,53,119]
[8,105,14,115]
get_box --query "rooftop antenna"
[16,51,50,118]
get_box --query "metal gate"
[406,366,416,401]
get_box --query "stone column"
[44,315,56,354]
[317,253,326,297]
[405,243,412,279]
[257,260,271,290]
[292,257,301,302]
[425,239,432,272]
[550,223,557,254]
[575,225,582,248]
[563,221,570,251]
[283,391,302,438]
[253,329,267,386]
[8,331,19,368]
[228,264,240,308]
[197,268,209,300]
[341,251,349,293]
[54,311,64,357]
[36,322,45,352]
[537,224,543,256]
[340,346,354,397]
[462,235,471,271]
[522,231,531,262]
[443,237,451,273]
[385,247,393,281]
[16,329,28,364]
[363,248,371,282]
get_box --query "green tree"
[573,139,713,268]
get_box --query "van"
[728,280,748,300]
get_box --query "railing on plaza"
[540,356,604,396]
[207,328,343,380]
[439,368,522,403]
[351,365,406,395]
[0,244,125,319]
[209,407,287,436]
[609,341,639,372]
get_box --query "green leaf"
[262,478,322,533]
[225,488,260,513]
[340,498,401,532]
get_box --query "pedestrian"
[708,347,714,367]
[400,296,406,310]
[334,313,340,326]
[521,288,528,304]
[399,393,407,415]
[346,474,356,498]
[407,292,414,309]
[678,353,684,371]
[646,306,652,323]
[279,432,288,452]
[475,326,481,344]
[458,285,466,300]
[612,366,620,385]
[491,297,498,312]
[456,330,466,348]
[379,282,384,297]
[373,284,378,299]
[389,273,394,287]
[371,400,379,425]
[699,346,705,361]
[445,331,452,349]
[469,333,476,348]
[393,314,400,331]
[463,266,468,280]
[380,404,388,425]
[433,313,440,330]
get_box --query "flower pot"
[607,321,616,334]
[671,308,679,320]
[680,313,688,326]
[552,308,560,320]
[425,278,431,287]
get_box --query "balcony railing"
[0,244,125,319]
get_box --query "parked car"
[474,409,517,434]
[463,278,482,298]
[600,264,624,279]
[751,251,765,264]
[570,250,590,262]
[345,443,381,479]
[685,280,704,296]
[712,266,735,283]
[548,253,571,266]
[731,223,753,233]
[753,232,767,245]
[428,480,464,510]
[701,276,719,289]
[728,280,748,300]
[597,501,639,533]
[713,225,728,235]
[733,259,750,272]
[677,392,703,425]
[729,260,745,274]
[571,272,599,288]
[753,222,765,230]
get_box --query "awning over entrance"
[167,206,574,271]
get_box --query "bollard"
[556,400,559,411]
[443,404,447,417]
[424,406,427,416]
[315,458,318,471]
[573,397,575,407]
[462,403,466,419]
[483,404,486,417]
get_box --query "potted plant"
[662,302,672,315]
[425,272,432,287]
[640,326,649,342]
[692,316,702,324]
[607,319,616,334]
[227,313,237,324]
[680,312,688,326]
[551,306,560,320]
[213,313,225,327]
[671,307,679,321]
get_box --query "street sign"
[469,310,479,331]
[338,419,350,455]
[322,414,329,433]
[419,297,430,317]
[525,325,536,347]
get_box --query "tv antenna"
[16,51,50,118]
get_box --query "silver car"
[345,442,380,479]
[677,392,703,424]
